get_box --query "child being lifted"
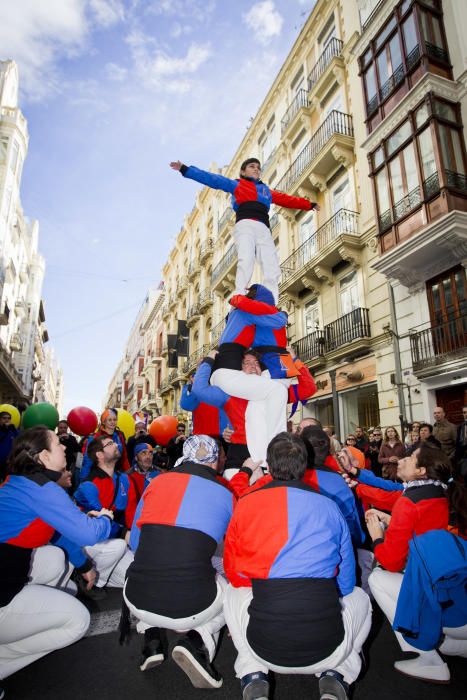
[170,158,319,302]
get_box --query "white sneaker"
[439,637,467,658]
[394,658,450,684]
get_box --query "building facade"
[355,0,467,426]
[0,60,61,408]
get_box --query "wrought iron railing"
[406,45,421,72]
[187,301,201,320]
[293,308,371,362]
[379,63,404,102]
[308,38,343,89]
[200,238,214,259]
[280,209,359,283]
[211,244,237,285]
[210,319,225,347]
[218,207,234,234]
[198,290,213,308]
[392,185,421,222]
[410,315,467,372]
[446,170,467,192]
[423,171,440,199]
[276,111,354,193]
[261,147,278,174]
[425,42,449,64]
[360,0,386,31]
[281,89,309,135]
[183,344,209,374]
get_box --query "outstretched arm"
[170,161,237,195]
[270,189,320,211]
[229,294,277,315]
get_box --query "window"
[418,127,436,180]
[387,121,412,157]
[0,136,8,164]
[299,211,316,244]
[439,126,466,176]
[339,271,359,315]
[304,298,320,335]
[259,116,277,166]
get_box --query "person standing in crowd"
[126,418,156,464]
[56,420,80,472]
[0,427,113,686]
[74,436,136,589]
[378,427,406,480]
[345,434,358,448]
[368,428,383,476]
[455,406,467,477]
[323,426,341,455]
[433,406,457,460]
[170,158,318,303]
[122,435,232,688]
[80,408,130,480]
[224,432,371,700]
[166,423,187,469]
[405,421,421,449]
[0,410,19,482]
[406,423,441,455]
[354,427,369,459]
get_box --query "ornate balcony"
[198,290,213,312]
[200,238,214,262]
[183,344,209,374]
[218,207,235,236]
[276,111,354,194]
[186,301,201,327]
[210,319,225,348]
[177,279,188,294]
[9,332,24,352]
[211,243,237,294]
[308,38,344,103]
[161,304,170,321]
[159,379,171,394]
[293,308,371,365]
[281,89,310,141]
[188,259,200,281]
[280,209,361,294]
[410,315,467,378]
[14,298,26,318]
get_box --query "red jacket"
[373,484,449,572]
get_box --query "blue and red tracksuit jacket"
[180,165,314,227]
[125,461,233,617]
[180,382,230,436]
[74,468,137,538]
[224,479,355,666]
[0,471,112,606]
[80,428,130,481]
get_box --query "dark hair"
[8,426,52,475]
[267,432,307,481]
[300,426,330,467]
[177,423,185,430]
[87,436,109,466]
[57,419,68,426]
[417,443,467,534]
[419,422,433,434]
[0,411,11,418]
[242,347,261,361]
[240,157,260,174]
[383,426,401,442]
[245,284,258,300]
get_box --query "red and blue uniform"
[180,382,230,437]
[125,461,233,618]
[74,468,137,538]
[0,471,112,606]
[80,428,130,481]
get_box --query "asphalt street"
[3,588,466,700]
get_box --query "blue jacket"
[393,530,467,650]
[180,382,230,435]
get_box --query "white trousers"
[211,368,288,464]
[233,219,280,302]
[85,539,132,588]
[124,575,227,661]
[224,584,371,684]
[0,546,90,679]
[369,567,467,654]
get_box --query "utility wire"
[46,264,158,283]
[52,301,142,339]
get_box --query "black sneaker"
[241,671,269,699]
[140,638,166,671]
[172,630,223,689]
[319,670,349,700]
[75,575,107,601]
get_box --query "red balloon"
[67,406,98,436]
[148,415,179,446]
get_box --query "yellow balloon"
[0,404,21,429]
[117,408,135,441]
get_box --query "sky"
[0,0,316,415]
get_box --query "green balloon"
[22,403,59,430]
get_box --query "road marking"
[86,609,136,637]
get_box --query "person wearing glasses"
[344,434,357,447]
[0,426,113,687]
[74,435,137,590]
[80,408,130,481]
[166,423,187,469]
[368,428,383,476]
[170,158,319,304]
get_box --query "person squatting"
[1,285,467,698]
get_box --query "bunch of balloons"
[67,407,98,436]
[22,403,59,430]
[148,415,179,446]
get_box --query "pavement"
[3,589,466,700]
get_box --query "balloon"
[67,406,98,436]
[0,404,21,428]
[148,415,179,446]
[22,403,59,430]
[117,408,135,441]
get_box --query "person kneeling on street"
[122,434,233,689]
[224,431,371,700]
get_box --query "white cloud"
[89,0,125,27]
[105,62,128,81]
[145,0,215,22]
[243,1,283,45]
[170,22,193,38]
